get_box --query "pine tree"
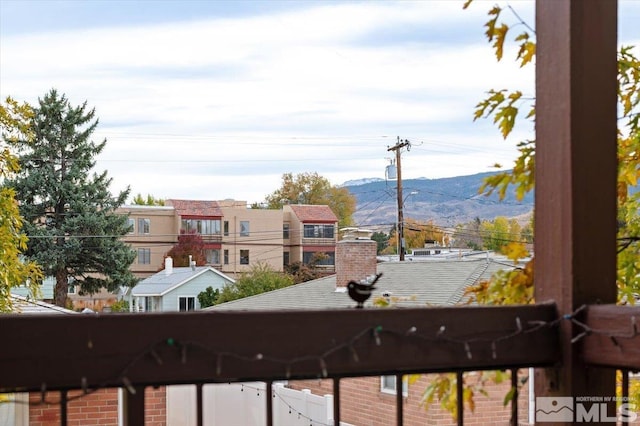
[7,89,137,307]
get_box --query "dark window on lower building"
[240,249,249,265]
[302,251,335,265]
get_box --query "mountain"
[344,171,533,230]
[341,177,384,186]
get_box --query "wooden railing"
[1,303,639,424]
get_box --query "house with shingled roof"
[125,257,235,312]
[283,204,338,271]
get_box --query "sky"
[1,0,639,205]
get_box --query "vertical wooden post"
[510,369,518,426]
[333,378,341,426]
[122,386,146,426]
[456,371,464,426]
[395,373,404,425]
[265,381,273,426]
[196,383,204,426]
[59,390,67,426]
[535,0,618,423]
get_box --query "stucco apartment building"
[117,199,338,279]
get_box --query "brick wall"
[29,389,119,426]
[335,238,377,288]
[289,371,532,426]
[145,386,167,426]
[27,386,166,425]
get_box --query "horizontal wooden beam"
[580,304,640,370]
[0,304,559,393]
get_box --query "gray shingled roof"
[9,294,77,315]
[132,266,234,296]
[210,258,512,311]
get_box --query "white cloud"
[1,0,635,206]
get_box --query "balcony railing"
[1,304,639,425]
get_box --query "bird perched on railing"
[347,273,383,309]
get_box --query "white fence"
[0,393,28,426]
[167,382,354,426]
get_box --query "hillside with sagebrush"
[344,171,533,230]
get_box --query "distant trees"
[162,229,207,268]
[451,216,526,252]
[264,172,356,228]
[197,286,220,309]
[371,231,390,254]
[0,97,42,311]
[478,216,522,252]
[285,252,330,284]
[131,193,165,206]
[387,219,445,253]
[215,263,294,304]
[453,217,483,250]
[7,90,137,307]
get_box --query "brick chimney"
[335,231,377,289]
[164,256,173,275]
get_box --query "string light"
[150,349,163,365]
[568,307,639,345]
[373,326,382,346]
[349,345,360,362]
[21,306,640,417]
[181,345,188,364]
[122,377,136,395]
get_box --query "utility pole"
[388,137,411,261]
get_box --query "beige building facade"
[218,199,285,275]
[118,200,338,278]
[283,204,338,271]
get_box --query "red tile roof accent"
[166,199,223,217]
[289,205,338,223]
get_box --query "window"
[178,296,196,312]
[181,219,221,235]
[144,297,154,312]
[303,224,334,239]
[240,249,249,265]
[303,251,335,266]
[67,284,76,294]
[223,221,229,236]
[205,249,220,264]
[138,218,150,234]
[127,218,135,234]
[240,221,250,237]
[224,249,229,265]
[283,223,290,239]
[283,252,290,266]
[137,248,151,264]
[380,375,408,396]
